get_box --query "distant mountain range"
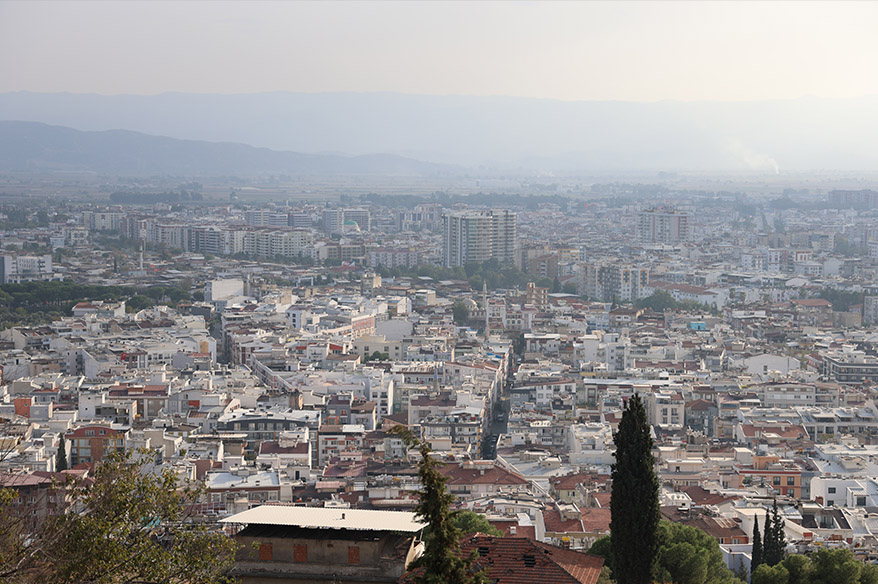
[1,91,877,173]
[0,120,450,176]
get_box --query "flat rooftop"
[221,505,426,533]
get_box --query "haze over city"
[3,3,878,584]
[3,1,878,102]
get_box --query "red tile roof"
[551,472,607,492]
[660,507,749,543]
[739,424,808,439]
[580,508,611,534]
[686,399,716,411]
[542,506,584,533]
[463,535,603,584]
[592,493,612,509]
[487,518,537,540]
[679,486,738,507]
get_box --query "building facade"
[636,208,691,243]
[441,209,517,267]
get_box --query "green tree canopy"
[634,290,716,313]
[592,521,744,584]
[811,548,865,584]
[749,549,878,584]
[588,535,613,571]
[752,563,789,584]
[817,288,863,312]
[780,554,813,584]
[655,521,744,584]
[450,511,503,537]
[452,301,471,325]
[0,450,236,584]
[635,290,678,312]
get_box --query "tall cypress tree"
[389,426,485,584]
[762,512,775,566]
[610,394,660,584]
[763,500,785,566]
[55,434,68,471]
[770,500,785,565]
[751,515,763,572]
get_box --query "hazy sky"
[2,0,877,101]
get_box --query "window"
[348,546,360,565]
[258,543,273,561]
[858,496,867,506]
[294,544,307,563]
[787,477,795,486]
[772,477,781,486]
[828,487,837,494]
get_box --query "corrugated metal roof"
[220,505,426,533]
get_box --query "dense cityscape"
[1,173,878,582]
[3,1,878,583]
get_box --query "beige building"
[441,209,517,267]
[224,506,424,584]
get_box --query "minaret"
[483,280,490,339]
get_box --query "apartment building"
[636,208,691,243]
[441,209,517,267]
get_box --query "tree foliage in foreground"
[590,520,744,584]
[450,510,504,537]
[0,450,237,584]
[610,393,660,584]
[751,548,878,584]
[762,500,786,566]
[655,521,744,584]
[390,426,486,584]
[751,515,763,572]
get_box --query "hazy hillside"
[1,92,877,172]
[0,121,448,176]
